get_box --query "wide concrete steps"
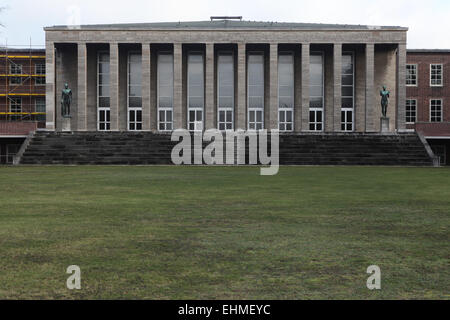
[18,131,434,166]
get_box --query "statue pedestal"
[380,117,390,133]
[62,117,71,132]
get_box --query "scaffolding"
[1,42,46,123]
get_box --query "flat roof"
[0,47,45,53]
[45,20,408,31]
[407,49,450,53]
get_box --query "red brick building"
[406,49,450,165]
[0,48,46,163]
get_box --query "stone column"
[333,43,342,132]
[397,43,407,132]
[141,43,151,131]
[205,43,215,130]
[45,41,55,130]
[365,43,375,132]
[77,42,87,131]
[109,43,120,131]
[269,43,278,130]
[236,43,246,130]
[301,43,310,132]
[173,43,183,129]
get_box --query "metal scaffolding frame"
[1,41,46,122]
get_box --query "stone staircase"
[17,131,435,166]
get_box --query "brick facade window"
[9,63,22,85]
[35,63,46,85]
[406,64,417,86]
[406,99,417,124]
[430,99,443,122]
[430,64,443,86]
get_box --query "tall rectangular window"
[158,52,174,131]
[187,53,204,132]
[430,64,443,86]
[98,52,110,131]
[217,52,234,131]
[248,53,264,130]
[35,97,46,122]
[341,53,354,131]
[278,53,294,131]
[10,63,22,85]
[128,52,142,131]
[309,53,324,131]
[406,64,417,86]
[430,99,443,122]
[35,63,45,85]
[406,99,417,124]
[10,97,22,121]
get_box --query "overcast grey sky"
[1,0,449,49]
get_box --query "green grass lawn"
[0,166,448,299]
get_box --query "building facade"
[0,48,46,164]
[406,49,450,165]
[44,20,408,134]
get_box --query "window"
[98,52,110,131]
[158,52,174,131]
[430,99,442,122]
[217,52,234,130]
[10,97,22,121]
[278,53,294,131]
[430,64,443,86]
[248,53,264,130]
[187,53,204,131]
[341,53,354,131]
[35,64,45,74]
[35,63,45,85]
[35,98,46,122]
[309,53,324,131]
[406,64,417,86]
[406,99,417,124]
[128,52,142,131]
[10,63,22,85]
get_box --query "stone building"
[43,19,408,134]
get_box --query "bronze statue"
[380,85,390,118]
[61,83,72,118]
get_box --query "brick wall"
[406,52,450,125]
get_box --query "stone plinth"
[380,117,390,133]
[62,117,71,132]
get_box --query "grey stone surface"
[301,43,310,132]
[236,43,246,130]
[141,43,151,131]
[46,20,407,31]
[381,117,390,132]
[396,43,407,131]
[45,41,55,130]
[173,43,183,129]
[333,44,342,131]
[205,43,215,130]
[109,43,120,131]
[365,44,375,132]
[269,43,278,130]
[62,117,71,132]
[77,43,87,131]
